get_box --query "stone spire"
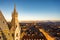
[11,4,20,40]
[14,4,16,12]
[11,4,18,31]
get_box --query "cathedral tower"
[10,5,20,40]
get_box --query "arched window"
[16,25,17,28]
[0,36,1,39]
[3,21,4,23]
[16,33,18,37]
[12,34,14,37]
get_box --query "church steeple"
[11,4,20,40]
[14,4,16,12]
[12,4,18,19]
[11,4,18,27]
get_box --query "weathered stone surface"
[0,11,13,40]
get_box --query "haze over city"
[0,0,60,40]
[0,0,60,21]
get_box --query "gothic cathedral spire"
[14,4,16,13]
[10,4,20,40]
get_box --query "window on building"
[12,34,14,37]
[0,36,1,39]
[16,25,17,28]
[3,21,4,23]
[16,33,18,37]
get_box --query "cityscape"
[0,0,60,40]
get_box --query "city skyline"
[0,0,60,21]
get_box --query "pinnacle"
[14,4,16,12]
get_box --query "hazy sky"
[0,0,60,21]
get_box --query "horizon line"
[7,20,60,22]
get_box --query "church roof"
[0,10,13,40]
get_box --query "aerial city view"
[0,0,60,40]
